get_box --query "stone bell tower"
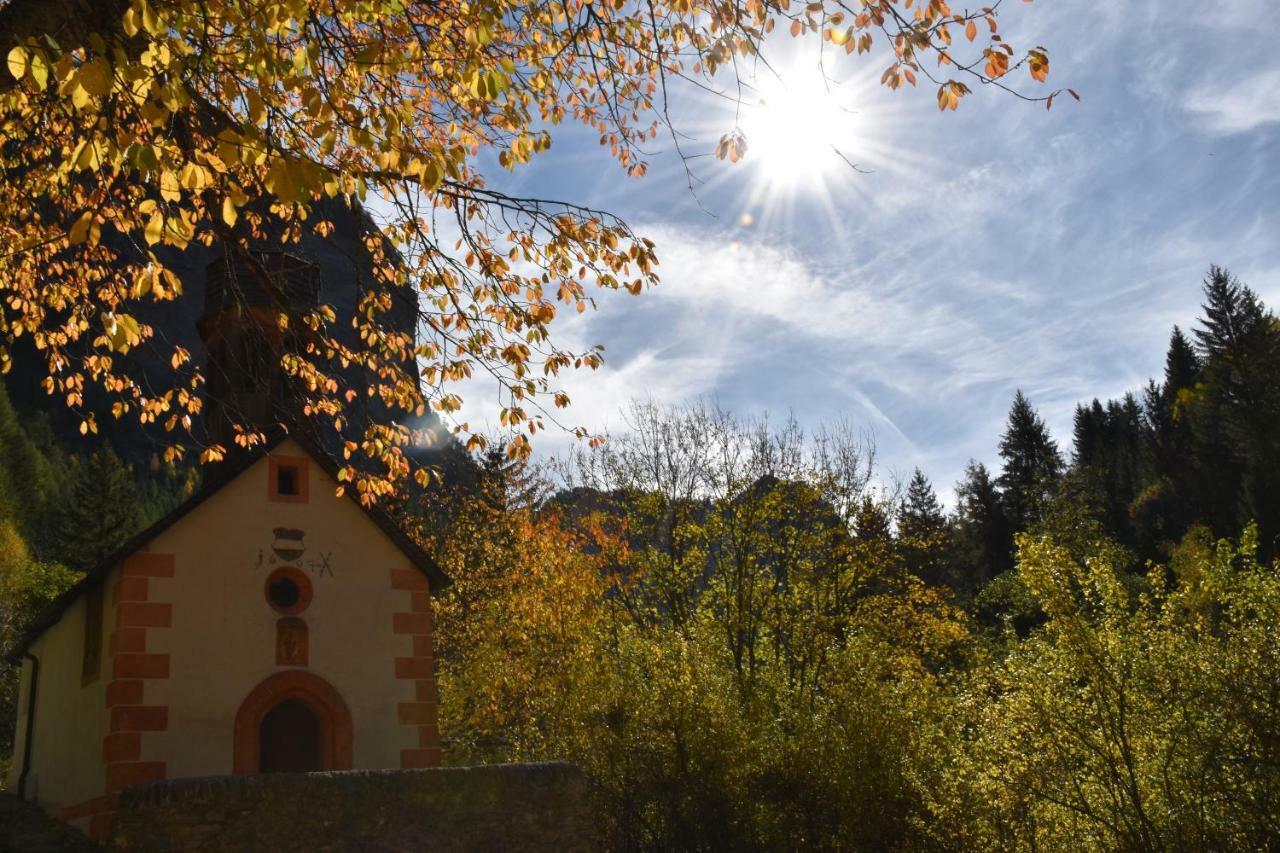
[198,249,321,446]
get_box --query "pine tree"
[900,469,945,532]
[1189,267,1280,556]
[898,469,950,587]
[477,447,547,512]
[1147,327,1201,473]
[1163,326,1201,397]
[997,390,1063,532]
[951,461,1013,592]
[48,447,144,572]
[1131,328,1204,556]
[1072,399,1106,467]
[854,496,893,543]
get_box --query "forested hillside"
[425,266,1280,850]
[943,266,1280,624]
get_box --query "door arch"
[233,671,353,774]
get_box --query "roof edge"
[10,425,450,662]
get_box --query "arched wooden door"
[233,671,353,774]
[259,698,322,772]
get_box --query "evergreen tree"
[1164,325,1201,397]
[1146,326,1201,473]
[900,469,945,532]
[898,469,950,587]
[1072,399,1106,467]
[853,496,894,546]
[477,447,547,512]
[951,461,1013,592]
[0,381,55,542]
[997,390,1063,532]
[1189,267,1280,556]
[1131,329,1204,557]
[48,447,144,571]
[137,454,199,525]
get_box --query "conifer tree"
[1189,267,1280,556]
[0,381,54,541]
[1146,327,1201,470]
[997,390,1063,532]
[48,447,144,572]
[898,469,951,587]
[951,461,1013,592]
[1164,326,1201,398]
[1072,399,1106,467]
[1131,328,1204,556]
[854,496,894,543]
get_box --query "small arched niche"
[276,617,308,667]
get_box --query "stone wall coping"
[117,760,582,808]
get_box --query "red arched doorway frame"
[233,671,353,774]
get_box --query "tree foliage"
[955,527,1280,850]
[0,0,1061,498]
[47,445,143,571]
[429,400,1280,851]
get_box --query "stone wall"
[107,762,598,852]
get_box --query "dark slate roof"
[10,427,450,662]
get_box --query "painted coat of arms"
[272,527,306,561]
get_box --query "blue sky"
[458,0,1280,498]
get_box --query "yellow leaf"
[6,46,27,81]
[222,196,238,227]
[144,212,164,245]
[179,162,207,191]
[68,213,91,244]
[68,213,100,246]
[141,1,163,36]
[29,53,48,88]
[78,58,112,96]
[108,313,142,351]
[75,139,103,171]
[159,170,181,202]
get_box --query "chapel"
[3,247,451,840]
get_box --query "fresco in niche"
[276,617,309,666]
[255,527,336,577]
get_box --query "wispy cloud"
[1185,69,1280,136]
[449,0,1280,497]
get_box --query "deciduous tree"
[0,0,1062,497]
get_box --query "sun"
[736,56,864,192]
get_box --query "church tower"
[198,249,321,446]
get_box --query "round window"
[263,567,312,615]
[268,577,300,610]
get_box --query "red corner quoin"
[391,567,440,769]
[90,550,175,841]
